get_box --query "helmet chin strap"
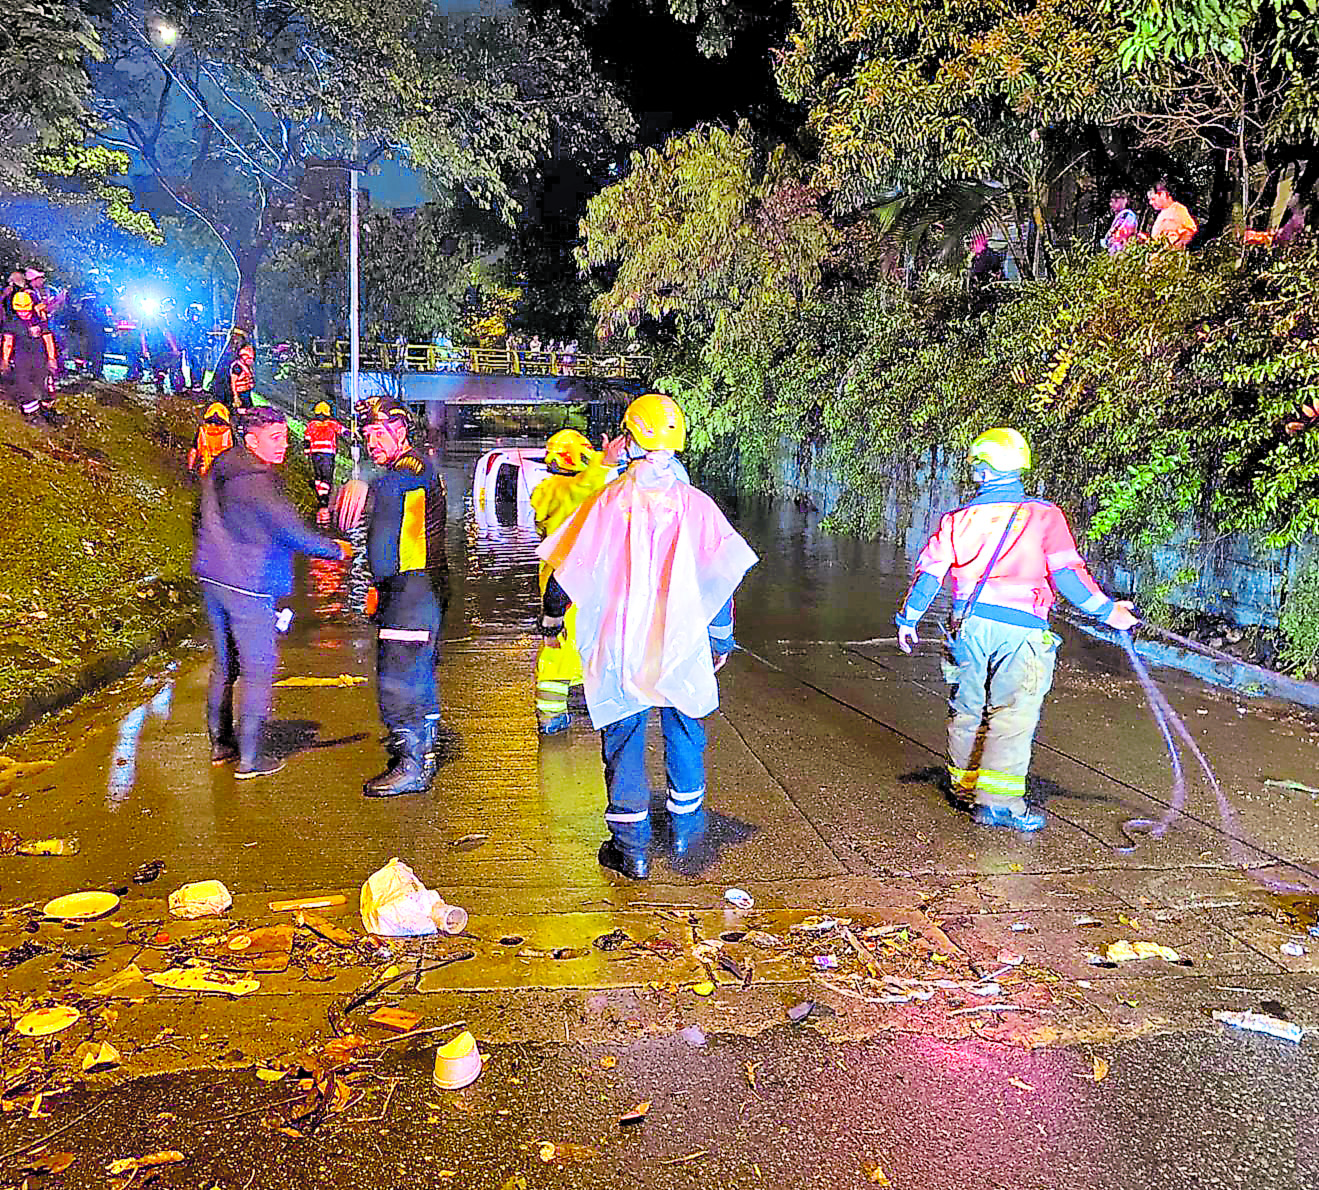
[972,462,1022,488]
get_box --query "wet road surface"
[3,440,1319,1187]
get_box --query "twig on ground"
[0,1095,109,1162]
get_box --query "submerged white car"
[472,447,550,526]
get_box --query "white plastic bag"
[168,879,233,919]
[360,858,467,937]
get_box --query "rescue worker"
[193,405,351,778]
[143,306,181,394]
[895,428,1138,832]
[529,428,620,733]
[188,401,234,476]
[180,304,208,389]
[1,290,61,423]
[538,393,758,879]
[304,400,346,523]
[336,396,450,797]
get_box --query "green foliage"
[1279,555,1319,676]
[31,145,163,243]
[0,2,102,188]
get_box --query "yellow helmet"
[203,401,231,423]
[623,392,686,452]
[11,290,34,314]
[312,401,332,417]
[545,428,594,473]
[968,427,1031,472]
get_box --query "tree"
[773,0,1131,277]
[89,1,632,332]
[577,123,837,353]
[0,2,102,190]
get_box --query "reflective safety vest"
[194,422,233,475]
[305,416,344,453]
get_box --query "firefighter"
[538,393,758,878]
[188,401,235,476]
[529,428,620,733]
[894,428,1138,832]
[304,400,346,524]
[2,290,61,424]
[336,396,450,797]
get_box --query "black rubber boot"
[210,737,239,766]
[597,839,649,880]
[363,727,432,797]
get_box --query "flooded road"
[3,438,1319,1189]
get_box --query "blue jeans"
[599,707,706,851]
[202,582,277,762]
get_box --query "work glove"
[897,625,919,654]
[1105,600,1139,632]
[334,539,354,561]
[539,614,565,645]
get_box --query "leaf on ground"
[599,1056,616,1069]
[538,1141,600,1163]
[745,1060,761,1094]
[107,1151,185,1175]
[620,1100,651,1124]
[22,1151,76,1175]
[451,832,490,851]
[862,1159,891,1185]
[1091,1055,1109,1082]
[1007,1077,1035,1092]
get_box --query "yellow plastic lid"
[17,1005,81,1037]
[43,891,120,921]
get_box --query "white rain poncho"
[538,454,757,728]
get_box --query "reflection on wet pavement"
[106,680,174,808]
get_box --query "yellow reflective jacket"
[531,457,613,587]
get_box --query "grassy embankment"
[0,381,329,739]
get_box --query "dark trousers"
[600,707,707,851]
[310,452,335,508]
[7,353,47,414]
[376,575,442,731]
[202,582,277,761]
[184,347,206,388]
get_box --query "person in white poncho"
[538,393,758,880]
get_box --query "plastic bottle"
[1212,1010,1304,1043]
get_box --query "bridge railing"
[309,340,652,381]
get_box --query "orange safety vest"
[194,422,233,475]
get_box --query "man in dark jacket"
[194,405,351,777]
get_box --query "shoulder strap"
[950,503,1023,637]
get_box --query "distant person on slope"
[1148,182,1197,249]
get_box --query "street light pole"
[349,159,361,477]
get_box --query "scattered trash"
[132,859,166,884]
[724,888,754,910]
[1264,778,1319,795]
[297,911,356,946]
[1074,916,1103,927]
[168,880,232,919]
[369,1007,421,1033]
[16,1005,81,1037]
[88,963,147,996]
[82,1041,121,1072]
[1009,922,1033,933]
[593,929,631,952]
[16,837,80,856]
[146,966,259,997]
[256,1067,285,1081]
[1105,939,1181,963]
[1007,1077,1035,1092]
[599,1055,617,1069]
[792,916,838,934]
[361,858,468,936]
[273,673,366,687]
[538,1142,599,1164]
[432,1031,483,1089]
[787,1000,814,1023]
[0,940,48,970]
[691,981,715,997]
[996,951,1024,967]
[450,832,490,851]
[1279,942,1307,958]
[211,925,294,972]
[744,930,784,949]
[678,1025,707,1047]
[43,890,119,921]
[1212,1010,1304,1043]
[270,894,347,912]
[813,954,840,970]
[619,1100,651,1125]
